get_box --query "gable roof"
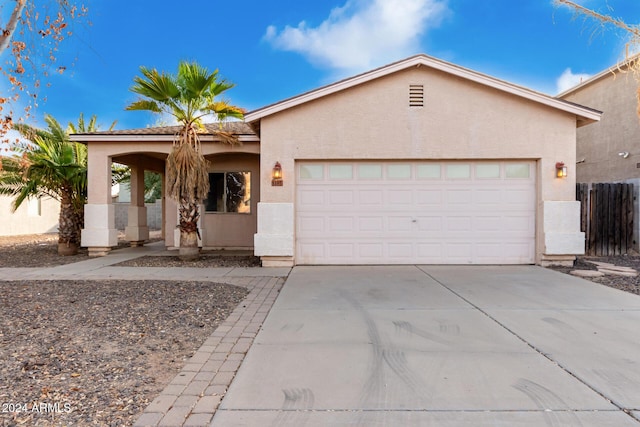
[246,54,601,130]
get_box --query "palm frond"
[204,101,245,121]
[125,99,163,113]
[130,66,181,102]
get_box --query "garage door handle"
[412,219,417,223]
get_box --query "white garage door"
[296,161,536,265]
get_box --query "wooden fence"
[577,183,635,256]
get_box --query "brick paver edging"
[134,276,284,427]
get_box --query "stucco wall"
[259,67,577,203]
[561,71,640,183]
[0,195,59,236]
[255,66,583,264]
[165,152,259,248]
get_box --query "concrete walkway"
[214,265,640,426]
[0,242,290,427]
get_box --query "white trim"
[246,54,601,124]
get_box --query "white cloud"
[264,0,448,73]
[556,68,591,93]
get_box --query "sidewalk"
[0,242,290,427]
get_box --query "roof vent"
[409,84,424,107]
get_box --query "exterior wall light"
[272,162,283,186]
[555,162,567,178]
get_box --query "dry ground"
[0,234,252,426]
[0,234,638,426]
[549,256,640,295]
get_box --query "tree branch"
[0,0,27,55]
[556,0,640,39]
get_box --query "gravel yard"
[548,256,640,295]
[1,233,638,426]
[0,234,251,426]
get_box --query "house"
[72,54,600,266]
[558,58,640,250]
[0,195,59,236]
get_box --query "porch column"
[81,149,118,256]
[125,165,149,246]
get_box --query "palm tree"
[0,113,114,255]
[126,61,244,260]
[1,115,85,255]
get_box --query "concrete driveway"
[212,266,640,426]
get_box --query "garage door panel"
[388,190,413,205]
[388,243,413,258]
[297,161,535,265]
[474,216,502,231]
[416,190,443,205]
[298,243,325,261]
[474,189,503,205]
[298,216,325,234]
[329,190,354,205]
[359,243,384,258]
[299,190,325,206]
[417,217,442,231]
[328,217,354,232]
[328,243,354,258]
[445,243,473,259]
[358,217,384,232]
[505,189,535,206]
[359,190,384,205]
[446,217,473,231]
[447,190,473,204]
[388,216,413,231]
[504,216,534,232]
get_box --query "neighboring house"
[71,54,600,266]
[0,195,59,236]
[559,58,640,249]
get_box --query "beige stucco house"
[559,57,640,249]
[72,54,600,266]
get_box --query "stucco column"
[125,165,149,246]
[81,148,118,256]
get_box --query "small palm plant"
[126,61,244,260]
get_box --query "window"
[205,172,251,213]
[417,164,441,179]
[300,164,323,180]
[388,164,411,179]
[506,163,530,179]
[358,164,383,179]
[446,164,471,179]
[329,164,353,179]
[476,164,500,179]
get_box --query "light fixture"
[555,162,567,178]
[271,162,283,186]
[618,151,630,159]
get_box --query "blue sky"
[5,0,640,132]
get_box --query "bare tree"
[0,1,89,138]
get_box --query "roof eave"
[70,134,260,144]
